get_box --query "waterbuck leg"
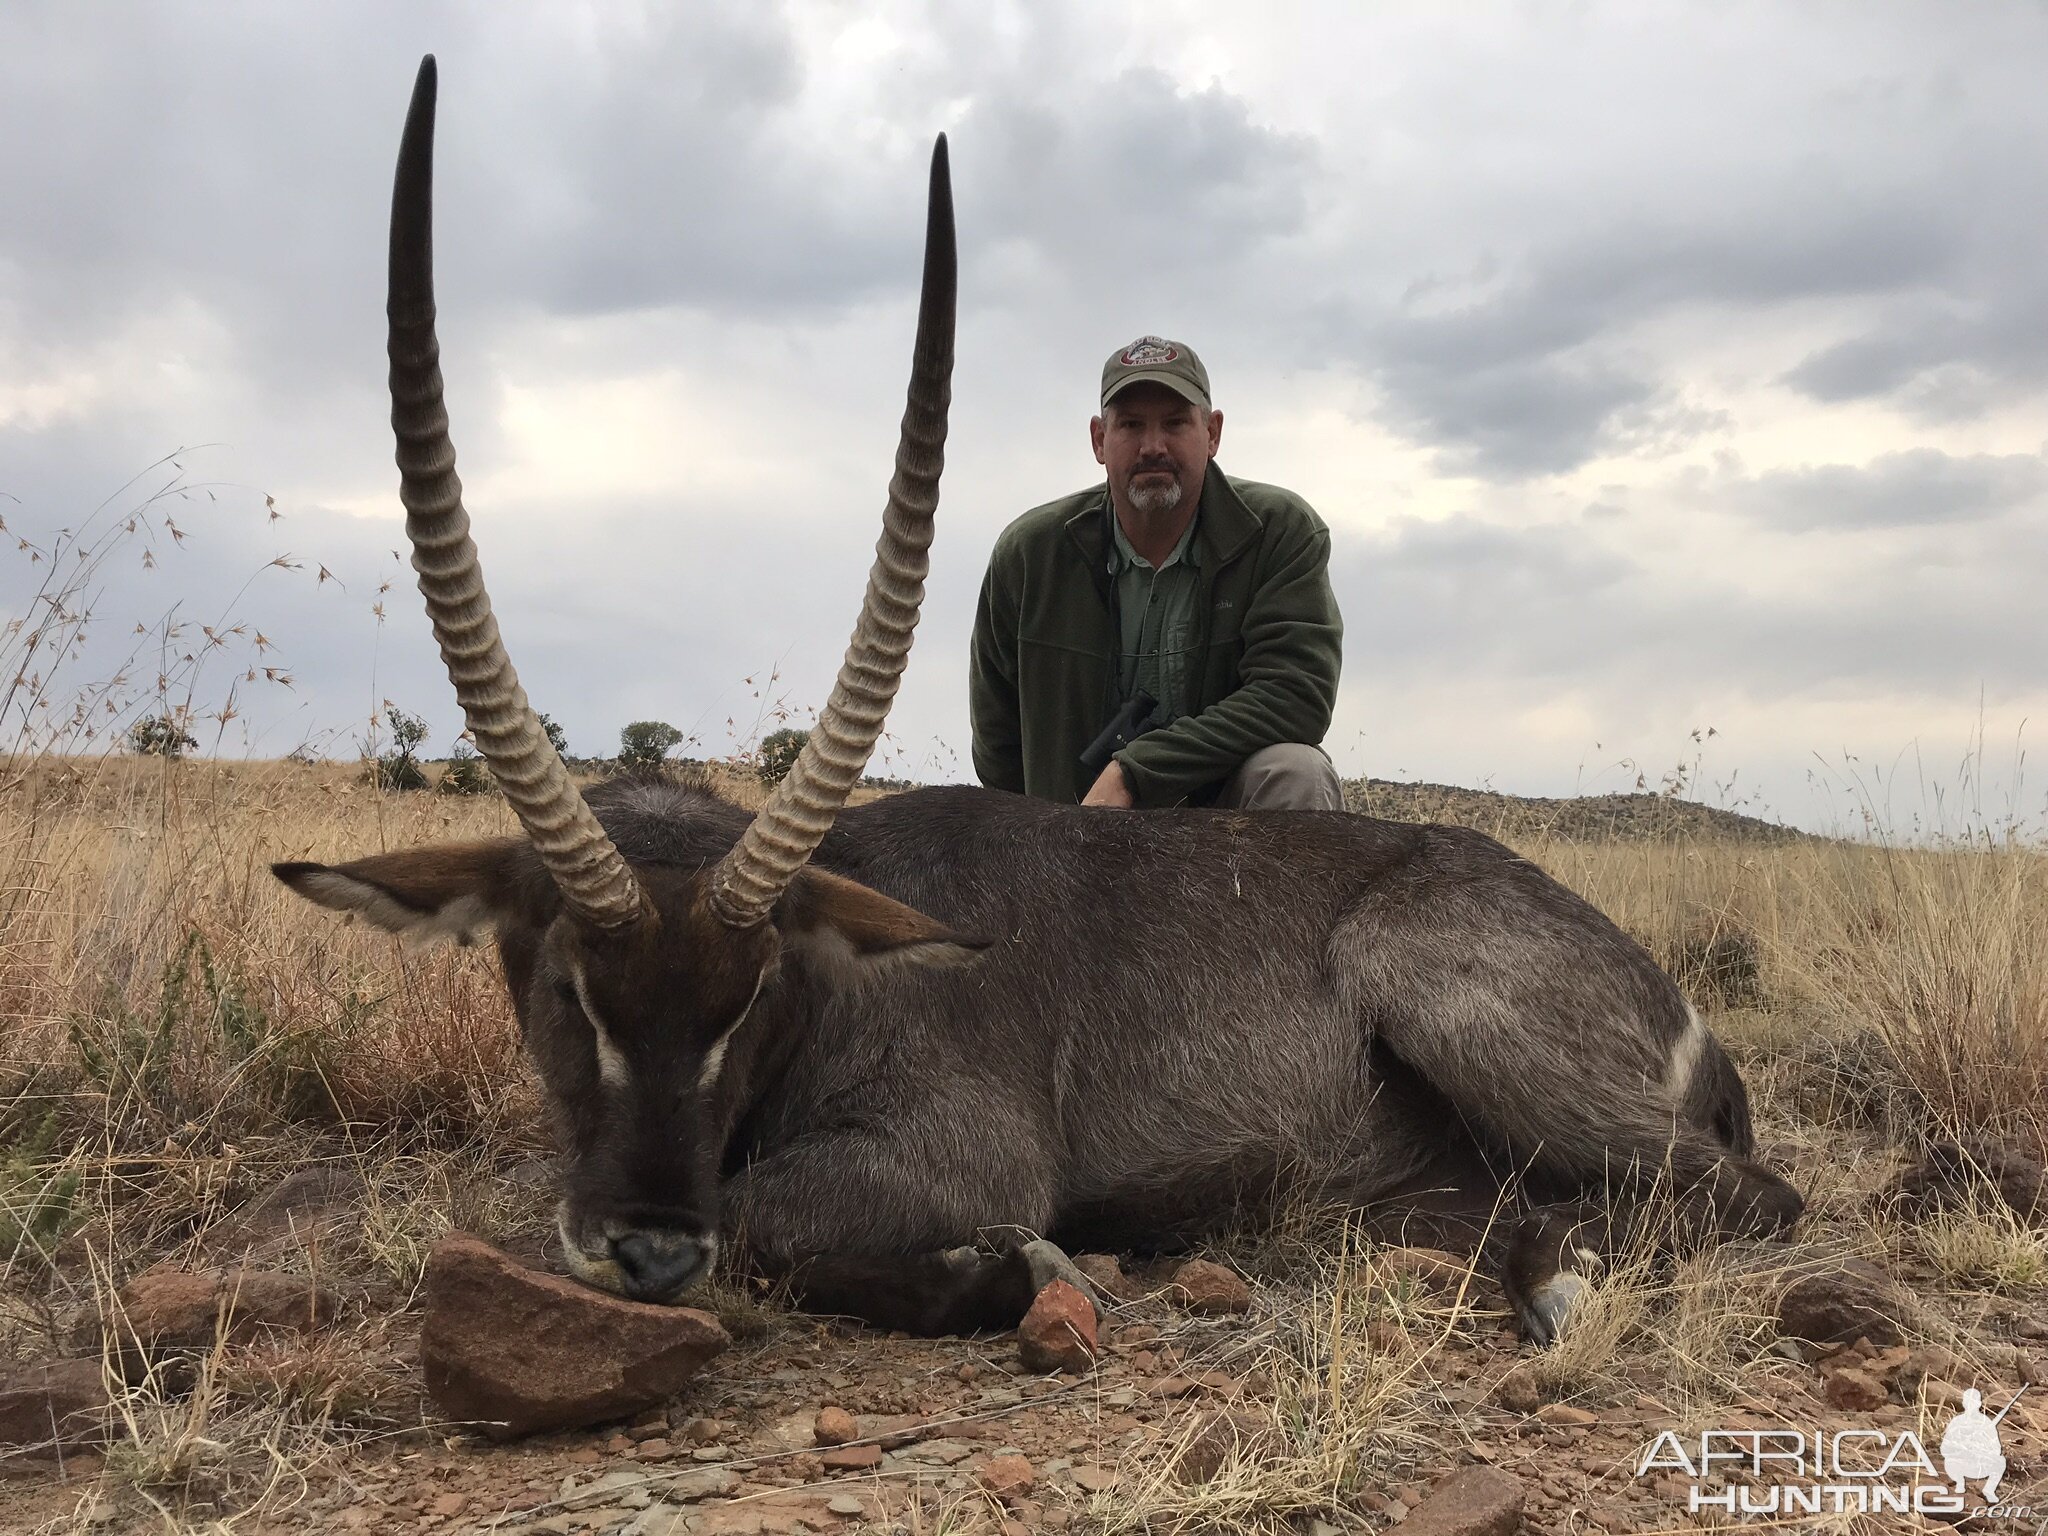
[1335,858,1803,1242]
[1497,1151,1806,1343]
[720,1129,1065,1336]
[1332,841,1802,1342]
[759,1247,1041,1335]
[1499,1203,1612,1345]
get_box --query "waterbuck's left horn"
[386,55,644,931]
[708,136,956,929]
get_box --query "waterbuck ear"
[780,868,990,977]
[272,839,537,947]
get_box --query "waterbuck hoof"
[1019,1239,1105,1318]
[1514,1271,1590,1346]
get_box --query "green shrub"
[538,712,570,759]
[437,742,493,796]
[127,713,197,757]
[619,720,683,770]
[758,727,808,786]
[0,1111,82,1258]
[371,705,430,791]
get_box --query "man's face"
[1091,383,1222,521]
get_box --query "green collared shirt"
[1109,511,1201,726]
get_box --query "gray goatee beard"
[1125,477,1183,517]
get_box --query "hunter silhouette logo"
[1942,1387,2022,1504]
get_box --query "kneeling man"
[969,336,1344,809]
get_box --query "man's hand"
[1082,761,1136,808]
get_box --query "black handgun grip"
[1078,689,1159,779]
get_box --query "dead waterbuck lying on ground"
[276,57,1801,1346]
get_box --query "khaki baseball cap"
[1100,335,1211,412]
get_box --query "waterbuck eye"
[553,978,577,1007]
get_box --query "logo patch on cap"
[1119,336,1179,367]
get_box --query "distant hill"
[1340,777,1812,845]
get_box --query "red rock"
[1823,1365,1887,1412]
[821,1442,882,1471]
[1018,1281,1098,1374]
[1174,1409,1264,1483]
[1397,1466,1527,1536]
[1071,1254,1132,1302]
[1922,1377,1966,1412]
[0,1359,110,1449]
[813,1406,857,1446]
[1168,1258,1251,1315]
[428,1493,467,1518]
[1375,1246,1474,1288]
[1366,1318,1408,1352]
[419,1232,729,1440]
[976,1453,1035,1503]
[1535,1403,1596,1428]
[114,1265,336,1354]
[1776,1259,1911,1348]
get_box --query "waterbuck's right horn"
[386,55,644,931]
[708,136,956,929]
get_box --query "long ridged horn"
[387,56,643,931]
[708,137,955,928]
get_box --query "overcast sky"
[4,2,2044,836]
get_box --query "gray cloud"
[1783,283,2048,421]
[966,68,1314,280]
[1723,449,2048,532]
[6,2,2047,832]
[1338,509,2044,703]
[1343,198,1973,477]
[0,3,932,414]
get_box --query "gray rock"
[651,1466,740,1503]
[1891,1137,2047,1223]
[565,1470,653,1511]
[206,1166,363,1259]
[898,1438,975,1465]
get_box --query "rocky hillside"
[1341,777,1812,844]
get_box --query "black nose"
[611,1230,710,1301]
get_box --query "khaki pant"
[1214,743,1345,812]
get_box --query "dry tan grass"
[3,757,2045,1531]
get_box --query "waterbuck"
[276,58,1801,1345]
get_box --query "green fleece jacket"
[969,462,1343,807]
